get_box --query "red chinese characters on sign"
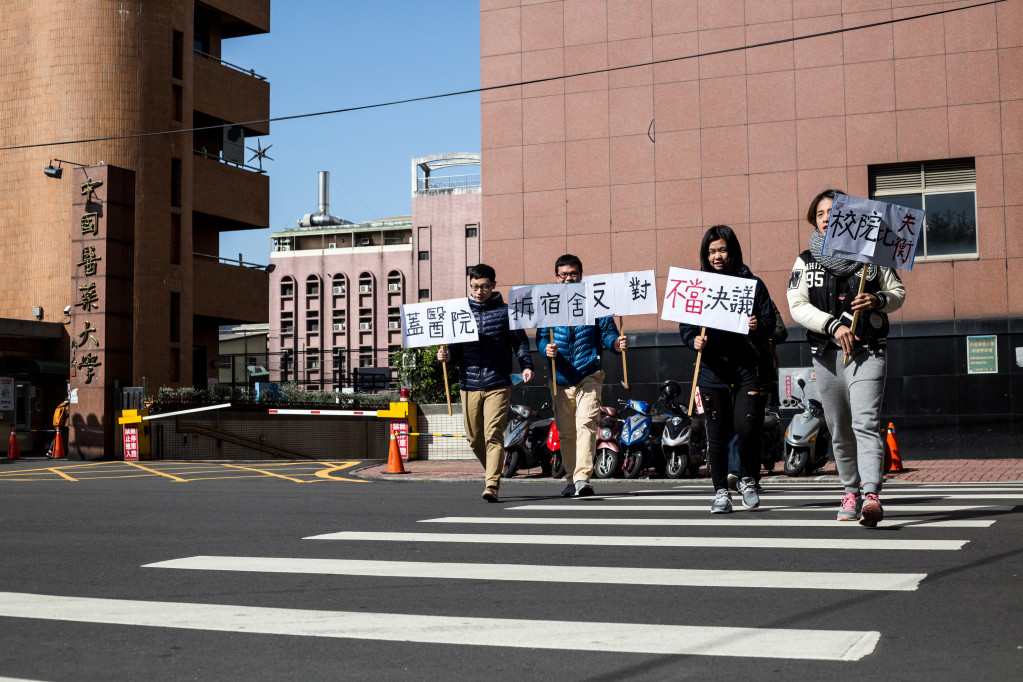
[666,278,707,315]
[390,419,409,459]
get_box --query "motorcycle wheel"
[593,447,621,479]
[665,450,688,479]
[621,449,644,479]
[783,446,810,476]
[501,448,521,478]
[550,450,565,479]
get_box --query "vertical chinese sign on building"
[69,167,135,459]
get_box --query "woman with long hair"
[679,225,776,513]
[786,190,905,527]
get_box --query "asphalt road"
[0,472,1020,680]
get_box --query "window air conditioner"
[388,321,400,329]
[359,237,371,246]
[333,323,345,331]
[387,282,401,291]
[359,322,372,330]
[327,242,337,249]
[359,284,372,293]
[332,285,345,294]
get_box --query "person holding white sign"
[787,189,905,527]
[437,264,534,503]
[678,226,776,514]
[537,255,627,498]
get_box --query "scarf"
[808,230,875,279]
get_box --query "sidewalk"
[359,458,1023,483]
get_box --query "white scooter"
[783,378,831,476]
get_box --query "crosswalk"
[1,480,1021,664]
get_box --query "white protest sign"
[507,283,587,330]
[400,298,479,348]
[660,267,757,333]
[583,270,658,319]
[822,194,925,271]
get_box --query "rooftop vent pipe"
[298,171,348,227]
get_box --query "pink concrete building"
[478,0,1023,457]
[268,157,482,390]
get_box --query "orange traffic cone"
[886,422,903,472]
[383,431,408,475]
[52,429,67,460]
[6,427,20,460]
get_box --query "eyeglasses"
[469,283,494,292]
[556,271,581,281]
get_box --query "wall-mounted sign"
[966,335,998,374]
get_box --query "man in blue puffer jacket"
[537,255,627,498]
[437,264,534,502]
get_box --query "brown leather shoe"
[482,487,499,503]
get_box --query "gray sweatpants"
[813,346,886,496]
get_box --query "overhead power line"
[0,0,1004,153]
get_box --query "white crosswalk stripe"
[305,530,968,551]
[419,515,993,528]
[143,556,927,591]
[0,592,880,661]
[507,503,1013,513]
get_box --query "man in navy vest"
[537,255,627,498]
[437,264,534,502]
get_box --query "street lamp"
[43,158,101,181]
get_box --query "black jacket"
[448,292,533,391]
[678,267,776,388]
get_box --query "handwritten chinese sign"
[822,194,926,271]
[660,267,757,333]
[400,298,479,348]
[583,270,658,320]
[507,283,588,330]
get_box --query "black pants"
[701,384,764,491]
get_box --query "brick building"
[0,0,271,455]
[479,0,1023,456]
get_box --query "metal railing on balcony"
[194,148,267,174]
[194,252,270,270]
[417,173,481,192]
[194,49,267,81]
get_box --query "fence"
[216,348,399,394]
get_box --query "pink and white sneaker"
[860,493,884,527]
[836,493,861,522]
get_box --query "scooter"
[761,407,782,473]
[592,405,623,479]
[619,398,669,479]
[547,419,564,478]
[502,403,554,478]
[783,379,831,476]
[658,381,707,479]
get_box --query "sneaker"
[737,477,760,510]
[482,487,499,503]
[837,493,862,522]
[560,482,576,498]
[726,473,739,491]
[574,480,594,498]
[711,489,733,514]
[860,493,883,527]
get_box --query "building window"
[170,213,181,265]
[281,322,294,333]
[418,251,430,261]
[169,292,181,342]
[870,159,977,259]
[419,289,429,300]
[281,281,294,297]
[306,356,319,370]
[170,158,182,208]
[306,319,319,333]
[359,355,374,368]
[218,356,231,369]
[466,225,478,238]
[306,279,320,296]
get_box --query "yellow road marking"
[124,461,188,482]
[218,463,308,483]
[314,462,368,482]
[50,468,77,482]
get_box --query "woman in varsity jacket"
[786,189,906,528]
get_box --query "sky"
[219,1,481,264]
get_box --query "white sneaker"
[711,489,732,514]
[737,477,760,510]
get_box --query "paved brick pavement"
[359,458,1023,483]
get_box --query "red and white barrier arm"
[267,408,378,417]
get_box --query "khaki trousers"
[461,387,511,490]
[552,370,603,484]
